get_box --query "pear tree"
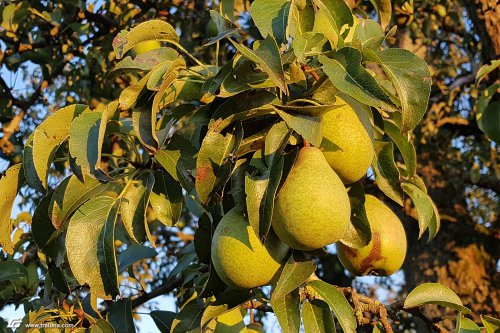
[0,1,498,333]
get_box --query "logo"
[7,319,22,328]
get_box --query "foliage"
[0,0,498,332]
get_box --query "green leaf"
[319,49,397,112]
[312,0,353,40]
[0,261,27,282]
[196,130,236,204]
[108,299,136,333]
[0,163,25,254]
[119,72,152,111]
[150,311,176,333]
[250,0,291,45]
[112,47,180,75]
[352,19,385,50]
[230,35,288,93]
[49,175,114,229]
[476,59,500,84]
[204,10,239,46]
[155,135,197,192]
[273,106,323,147]
[150,170,183,227]
[481,315,500,333]
[245,151,284,240]
[147,56,185,91]
[113,20,179,59]
[30,104,88,190]
[383,117,416,176]
[364,49,432,132]
[369,0,392,30]
[308,280,357,333]
[120,172,155,244]
[477,101,500,143]
[264,121,292,167]
[273,256,316,300]
[372,141,403,205]
[271,289,301,333]
[69,110,111,181]
[32,194,65,263]
[341,183,372,248]
[302,300,336,333]
[403,283,471,314]
[133,105,160,152]
[456,315,480,333]
[66,196,119,300]
[272,103,343,117]
[91,319,116,333]
[118,244,158,273]
[401,182,440,240]
[171,302,204,333]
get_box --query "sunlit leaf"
[372,141,403,205]
[401,182,440,240]
[250,0,291,45]
[150,170,183,227]
[271,289,301,333]
[404,283,471,314]
[369,0,392,30]
[0,163,25,254]
[273,256,316,300]
[302,300,336,333]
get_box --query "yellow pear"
[211,209,289,289]
[271,147,351,251]
[336,195,407,276]
[247,323,265,332]
[320,99,374,184]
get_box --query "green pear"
[211,209,289,289]
[271,146,351,250]
[320,98,374,184]
[336,195,407,276]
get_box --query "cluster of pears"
[211,99,407,289]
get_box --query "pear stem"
[303,138,311,148]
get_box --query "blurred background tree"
[0,0,498,330]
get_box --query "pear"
[320,99,374,184]
[271,146,351,251]
[131,40,161,56]
[205,307,247,332]
[336,195,407,276]
[211,209,289,289]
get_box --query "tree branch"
[130,276,183,309]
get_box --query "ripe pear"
[211,209,289,289]
[336,195,407,276]
[205,308,246,333]
[320,99,374,184]
[271,147,351,251]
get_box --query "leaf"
[69,110,110,181]
[195,130,236,204]
[147,56,185,91]
[204,10,239,46]
[32,194,65,263]
[49,175,112,229]
[383,118,416,176]
[372,141,403,205]
[477,101,500,143]
[30,104,88,190]
[119,73,152,111]
[0,163,25,254]
[118,244,158,273]
[476,59,500,84]
[302,300,336,333]
[271,289,301,333]
[113,20,179,59]
[133,104,159,152]
[230,35,288,93]
[403,283,471,314]
[245,151,284,240]
[308,280,357,333]
[171,302,204,333]
[150,170,183,227]
[352,19,385,50]
[264,121,292,167]
[150,311,176,333]
[66,196,119,300]
[120,172,155,244]
[112,47,179,75]
[319,49,397,112]
[155,135,197,192]
[98,200,120,301]
[369,0,392,30]
[250,0,291,45]
[340,183,372,249]
[107,299,136,333]
[312,0,353,39]
[481,315,500,333]
[456,315,480,333]
[194,214,213,264]
[91,319,116,333]
[273,106,323,147]
[273,256,316,300]
[272,103,344,117]
[401,182,440,240]
[364,49,432,132]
